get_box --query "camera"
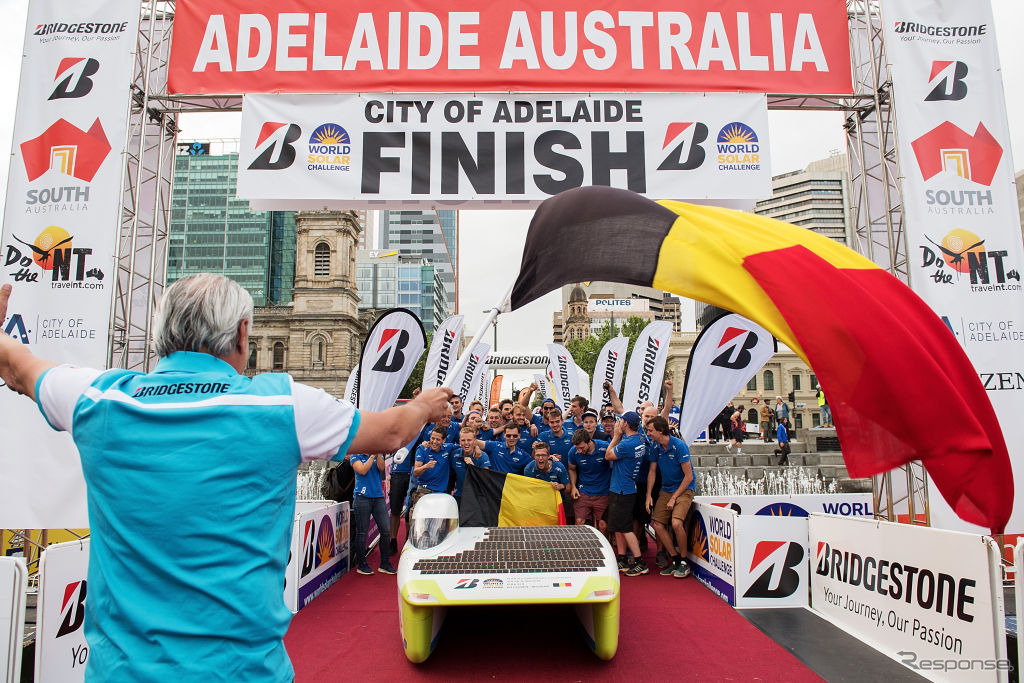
[603,380,611,389]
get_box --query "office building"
[552,282,686,344]
[754,153,854,245]
[356,250,448,333]
[379,210,458,316]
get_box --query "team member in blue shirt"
[605,411,649,577]
[479,406,505,441]
[350,453,397,576]
[0,276,454,682]
[412,427,459,514]
[580,408,609,441]
[511,404,539,450]
[644,416,695,579]
[483,422,533,475]
[523,442,569,490]
[449,395,465,424]
[538,407,574,461]
[567,429,611,533]
[451,426,491,503]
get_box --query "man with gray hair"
[0,275,451,682]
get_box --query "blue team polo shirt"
[649,436,696,494]
[568,439,611,496]
[610,433,647,494]
[451,451,491,497]
[34,352,360,682]
[483,441,532,475]
[538,428,574,460]
[351,453,385,498]
[523,459,570,486]
[415,443,456,492]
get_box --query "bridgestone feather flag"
[344,366,359,405]
[621,321,673,412]
[453,342,490,405]
[590,337,629,409]
[423,315,464,391]
[546,344,580,412]
[358,309,426,412]
[534,373,549,400]
[509,186,1013,533]
[459,465,565,527]
[679,312,775,445]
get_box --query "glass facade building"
[168,148,296,306]
[379,210,457,316]
[356,250,447,333]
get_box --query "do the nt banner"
[882,0,1024,533]
[238,92,770,208]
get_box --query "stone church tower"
[248,211,365,395]
[564,284,590,342]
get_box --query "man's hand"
[417,387,455,422]
[613,420,624,436]
[646,494,653,513]
[0,284,10,323]
[664,379,673,393]
[426,460,436,469]
[529,382,538,391]
[529,424,538,437]
[666,496,676,510]
[571,487,580,500]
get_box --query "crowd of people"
[350,380,697,581]
[706,395,795,465]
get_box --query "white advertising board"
[733,514,808,608]
[1,558,27,683]
[588,299,649,313]
[687,501,737,605]
[809,515,1007,681]
[284,501,350,613]
[35,540,90,683]
[696,494,873,518]
[881,0,1024,534]
[239,92,771,208]
[0,0,140,529]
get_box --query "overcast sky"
[1,0,1022,390]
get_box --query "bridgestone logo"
[436,331,456,386]
[460,355,479,398]
[557,355,571,404]
[637,337,659,401]
[602,350,617,402]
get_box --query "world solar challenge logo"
[716,122,761,172]
[307,123,353,173]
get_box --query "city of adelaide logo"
[658,122,708,171]
[919,228,1020,292]
[743,540,804,599]
[248,122,301,170]
[21,118,111,182]
[307,123,353,172]
[4,225,104,287]
[910,121,1002,186]
[710,326,758,370]
[372,327,411,373]
[56,580,87,638]
[925,60,968,102]
[49,57,99,100]
[716,122,760,171]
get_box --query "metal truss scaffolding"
[114,0,925,524]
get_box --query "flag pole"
[442,284,513,390]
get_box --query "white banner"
[422,314,463,391]
[238,92,771,209]
[1,558,27,683]
[35,540,90,683]
[358,309,426,412]
[881,0,1024,533]
[343,365,359,405]
[686,501,737,605]
[733,515,809,608]
[810,515,1008,681]
[284,501,350,613]
[546,343,580,413]
[620,320,672,412]
[696,494,873,518]
[475,364,490,405]
[0,0,140,528]
[678,313,775,444]
[452,342,490,405]
[590,336,628,410]
[533,372,549,401]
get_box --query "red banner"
[168,0,852,94]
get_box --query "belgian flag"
[510,186,1011,533]
[460,465,566,527]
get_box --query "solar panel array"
[412,526,611,575]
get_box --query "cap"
[582,408,599,420]
[621,411,641,428]
[541,398,557,406]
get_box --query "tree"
[566,315,649,381]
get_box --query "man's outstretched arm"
[0,284,56,401]
[349,387,453,455]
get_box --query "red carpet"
[285,535,821,681]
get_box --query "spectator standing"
[350,453,397,575]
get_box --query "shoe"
[656,551,670,569]
[356,563,374,575]
[378,563,397,575]
[659,562,678,576]
[736,449,743,455]
[625,560,649,577]
[725,445,732,453]
[617,556,629,573]
[389,539,398,556]
[673,562,692,579]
